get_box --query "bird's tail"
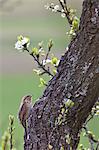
[22,121,27,138]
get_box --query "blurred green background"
[0,0,98,149]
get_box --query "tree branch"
[58,0,72,25]
[25,48,53,77]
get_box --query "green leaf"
[53,69,57,75]
[39,78,46,87]
[33,69,41,75]
[72,17,79,30]
[48,39,53,49]
[51,57,59,65]
[64,98,74,108]
[38,41,43,48]
[17,35,23,41]
[32,47,39,56]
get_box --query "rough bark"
[24,0,99,149]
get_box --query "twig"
[89,139,94,150]
[58,0,72,25]
[85,102,98,126]
[26,48,53,77]
[83,126,94,150]
[9,125,13,150]
[45,46,51,61]
[83,126,99,150]
[49,6,61,13]
[39,71,46,76]
[96,141,99,150]
[9,116,15,150]
[2,132,9,150]
[85,114,94,126]
[64,0,66,4]
[49,1,72,26]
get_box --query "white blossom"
[65,46,69,52]
[44,4,50,10]
[60,0,64,3]
[54,5,59,10]
[95,110,99,116]
[51,3,54,6]
[61,9,65,13]
[53,60,60,67]
[15,35,30,50]
[42,59,51,65]
[61,13,66,18]
[52,5,59,12]
[56,60,60,66]
[38,41,43,48]
[96,105,99,109]
[15,41,24,50]
[39,47,43,52]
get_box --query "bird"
[18,95,32,128]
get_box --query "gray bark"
[24,0,99,149]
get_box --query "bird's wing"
[18,102,27,122]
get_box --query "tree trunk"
[24,0,99,149]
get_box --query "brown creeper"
[18,95,32,128]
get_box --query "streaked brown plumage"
[18,95,32,128]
